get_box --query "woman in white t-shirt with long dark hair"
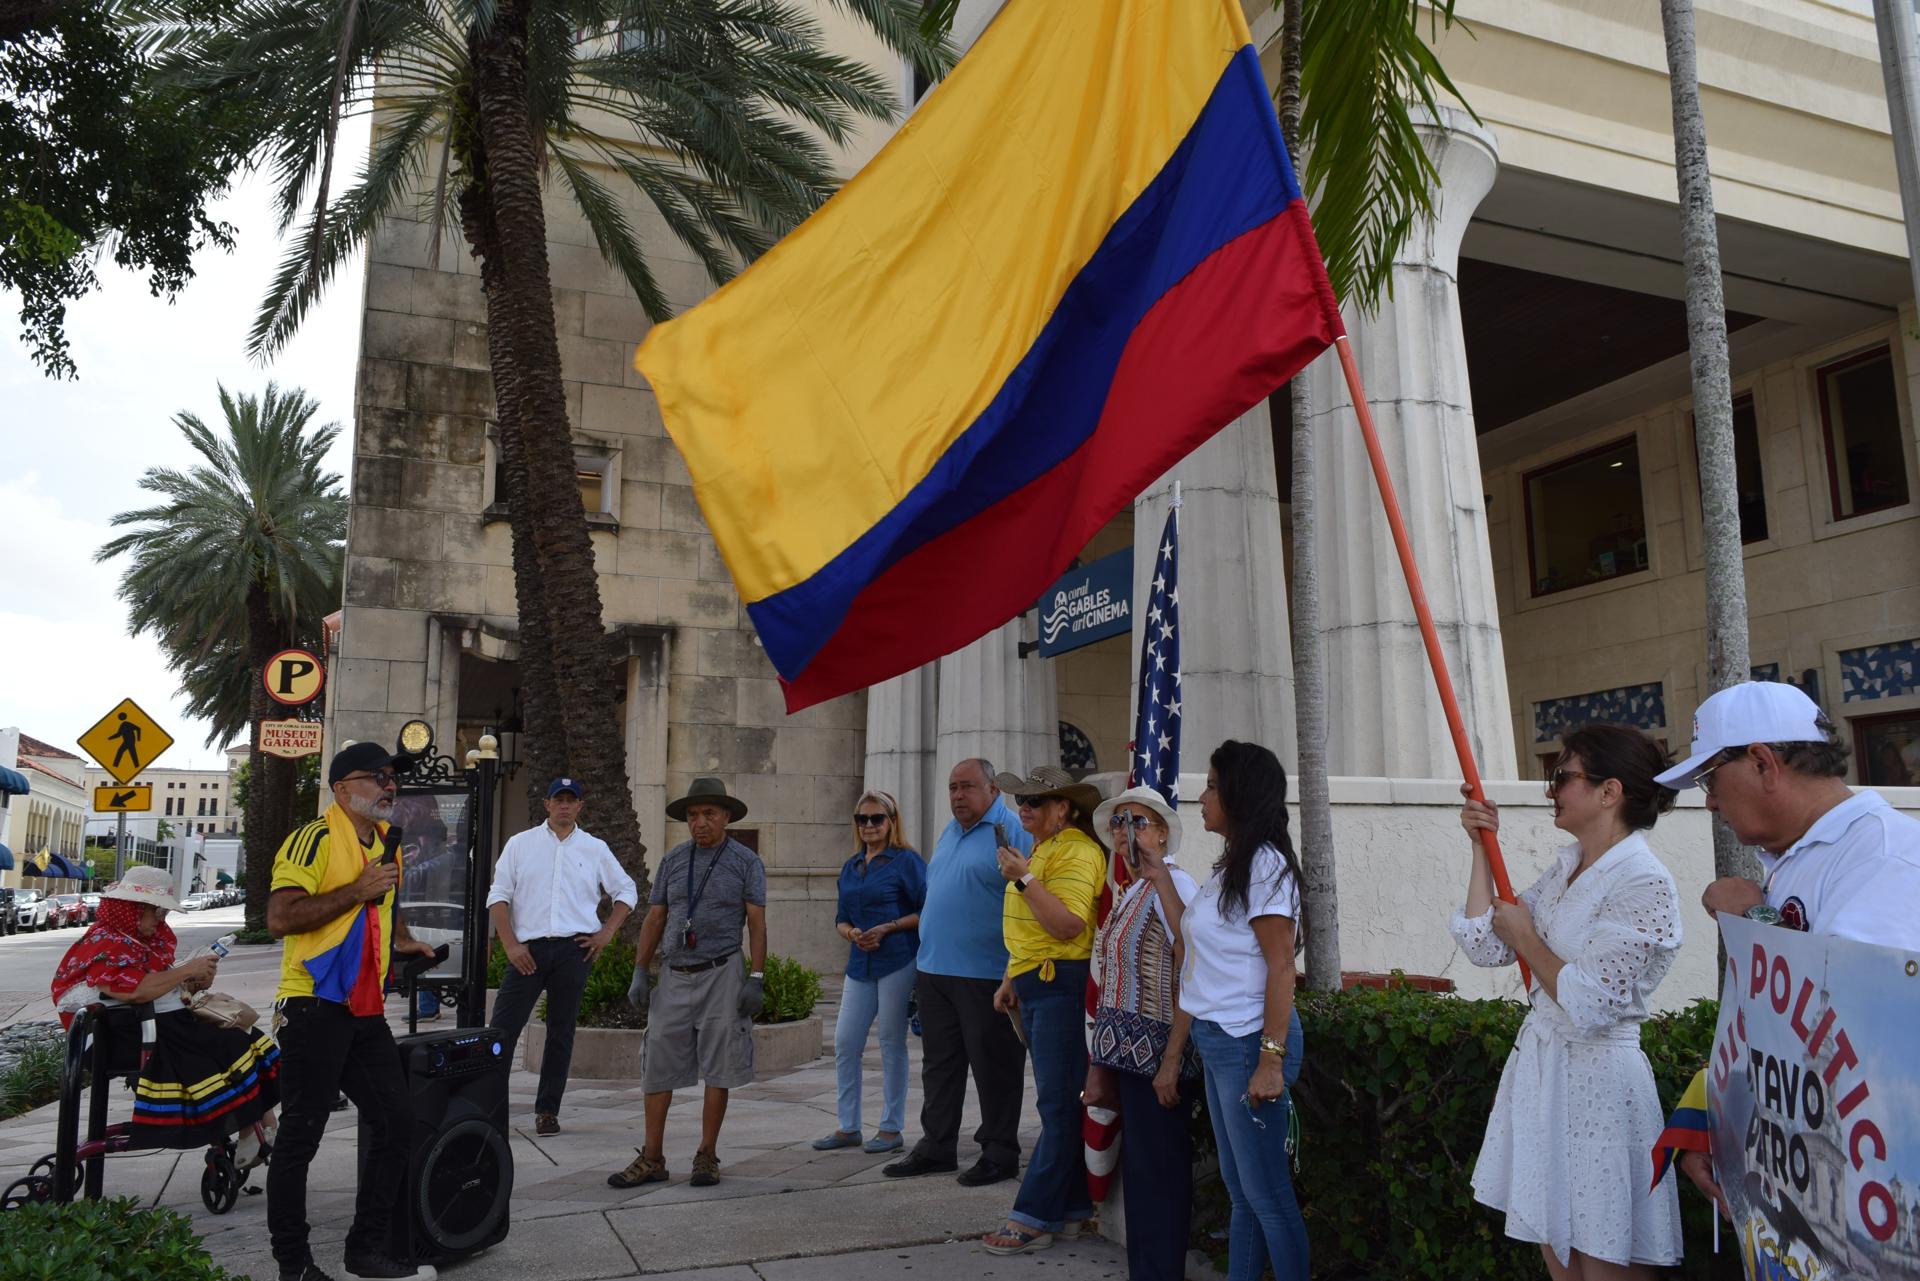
[1177,740,1310,1281]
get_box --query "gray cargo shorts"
[641,954,755,1092]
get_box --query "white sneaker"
[341,1255,436,1281]
[235,1129,263,1169]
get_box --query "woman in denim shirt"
[814,791,927,1154]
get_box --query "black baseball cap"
[328,741,395,786]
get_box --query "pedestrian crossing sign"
[78,699,174,786]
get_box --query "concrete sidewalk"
[0,992,1131,1281]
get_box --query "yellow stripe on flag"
[635,0,1253,604]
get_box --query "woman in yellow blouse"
[982,766,1107,1255]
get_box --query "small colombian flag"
[1651,1067,1712,1192]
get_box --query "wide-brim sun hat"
[101,865,180,912]
[666,775,749,822]
[1092,785,1183,861]
[991,765,1102,818]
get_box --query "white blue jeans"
[834,962,916,1134]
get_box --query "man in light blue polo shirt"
[885,758,1033,1187]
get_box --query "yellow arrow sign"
[78,699,175,786]
[93,784,153,813]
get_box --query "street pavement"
[0,921,1135,1281]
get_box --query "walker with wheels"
[0,999,272,1215]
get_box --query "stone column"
[1303,105,1516,780]
[936,617,1058,779]
[1133,400,1297,772]
[863,666,942,857]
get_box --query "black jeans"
[488,936,592,1114]
[1116,1068,1196,1281]
[909,970,1025,1169]
[267,998,412,1270]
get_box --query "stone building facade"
[335,0,1920,980]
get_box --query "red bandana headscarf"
[50,898,178,1028]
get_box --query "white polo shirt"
[1759,790,1920,949]
[486,821,638,940]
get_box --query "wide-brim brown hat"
[991,765,1102,818]
[666,776,749,823]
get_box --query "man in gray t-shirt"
[608,777,767,1191]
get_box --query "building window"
[1853,710,1920,787]
[576,455,612,514]
[1817,345,1909,519]
[1523,437,1648,596]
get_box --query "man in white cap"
[1655,680,1920,1215]
[1655,680,1920,944]
[486,776,637,1136]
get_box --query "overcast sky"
[0,122,370,773]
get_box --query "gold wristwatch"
[1258,1032,1287,1059]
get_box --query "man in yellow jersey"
[265,742,437,1281]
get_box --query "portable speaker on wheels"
[360,1027,514,1264]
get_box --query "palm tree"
[1272,0,1472,991]
[1659,0,1757,886]
[150,0,951,892]
[97,383,347,933]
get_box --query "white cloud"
[0,120,371,772]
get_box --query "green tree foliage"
[0,1,242,377]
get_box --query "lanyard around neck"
[687,842,726,917]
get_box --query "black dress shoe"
[956,1158,1017,1187]
[883,1151,958,1178]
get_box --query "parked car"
[13,890,51,932]
[0,888,14,936]
[179,893,210,912]
[49,894,86,928]
[79,893,100,924]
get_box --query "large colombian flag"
[636,0,1344,711]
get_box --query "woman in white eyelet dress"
[1450,723,1685,1281]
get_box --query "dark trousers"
[488,936,592,1115]
[1116,1069,1196,1281]
[910,970,1026,1169]
[1008,961,1093,1232]
[267,998,412,1270]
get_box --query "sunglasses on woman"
[1106,814,1153,833]
[853,813,890,826]
[1546,768,1604,792]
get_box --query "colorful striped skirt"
[128,1010,280,1148]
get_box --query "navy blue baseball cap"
[547,777,583,799]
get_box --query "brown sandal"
[690,1147,721,1187]
[607,1149,668,1188]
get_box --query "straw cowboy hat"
[991,765,1102,818]
[1091,785,1184,861]
[101,865,180,912]
[666,776,750,823]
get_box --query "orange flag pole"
[1331,335,1532,988]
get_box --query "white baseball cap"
[1656,681,1829,788]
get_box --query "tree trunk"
[469,0,649,895]
[1872,0,1920,310]
[242,582,294,933]
[1659,0,1758,884]
[1278,0,1340,990]
[456,106,568,824]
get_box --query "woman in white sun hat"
[50,865,279,1163]
[1083,784,1202,1281]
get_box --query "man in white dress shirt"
[486,777,638,1135]
[1654,680,1920,1213]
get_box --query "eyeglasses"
[1016,795,1054,809]
[341,769,397,787]
[1696,751,1746,797]
[1547,768,1604,793]
[853,813,890,826]
[1107,814,1153,833]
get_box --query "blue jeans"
[834,963,916,1134]
[1190,1014,1309,1281]
[1009,960,1093,1233]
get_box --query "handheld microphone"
[379,824,405,866]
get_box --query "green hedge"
[0,1198,237,1280]
[0,1041,63,1122]
[497,939,822,1029]
[1188,980,1719,1280]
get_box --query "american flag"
[1130,501,1181,804]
